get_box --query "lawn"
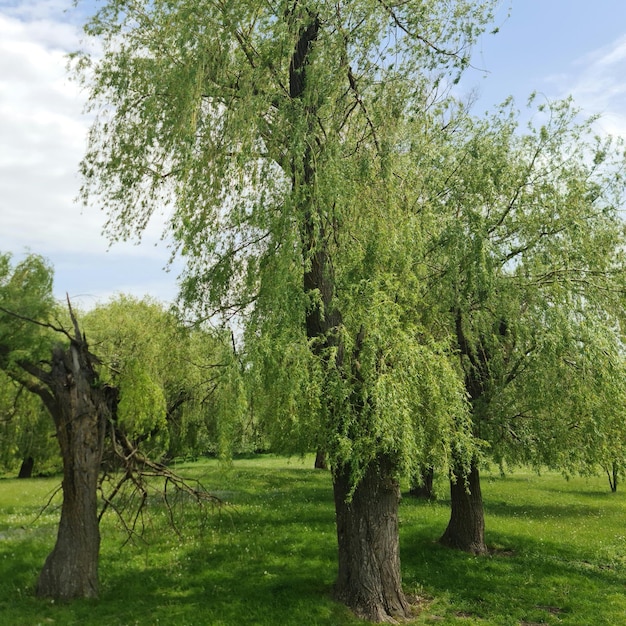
[1,456,625,625]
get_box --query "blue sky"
[460,1,626,136]
[1,0,626,308]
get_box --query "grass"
[1,456,625,625]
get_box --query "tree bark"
[333,457,411,623]
[31,323,112,600]
[439,459,487,555]
[17,456,34,479]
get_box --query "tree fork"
[34,306,114,600]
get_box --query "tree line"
[1,0,626,621]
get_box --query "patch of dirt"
[487,545,516,557]
[536,605,564,614]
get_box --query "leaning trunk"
[439,459,487,555]
[333,457,411,623]
[35,333,110,599]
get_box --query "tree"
[73,0,498,619]
[420,97,626,553]
[82,294,247,462]
[0,372,58,478]
[0,253,116,598]
[0,257,224,599]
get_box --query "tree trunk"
[36,449,101,599]
[607,461,619,492]
[288,16,408,621]
[314,448,328,470]
[439,459,487,555]
[17,456,34,479]
[333,457,411,623]
[33,330,112,600]
[409,465,435,500]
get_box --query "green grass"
[1,457,625,625]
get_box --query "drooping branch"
[99,418,223,542]
[375,0,469,62]
[347,67,380,154]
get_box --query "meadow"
[1,455,625,625]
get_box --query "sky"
[1,0,626,308]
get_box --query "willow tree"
[420,97,626,553]
[74,0,498,619]
[82,294,246,462]
[0,371,59,477]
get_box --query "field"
[1,455,625,625]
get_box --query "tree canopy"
[72,0,504,618]
[416,96,626,551]
[426,96,626,468]
[68,0,626,617]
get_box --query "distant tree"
[82,295,248,462]
[72,0,500,618]
[421,98,626,553]
[0,372,58,477]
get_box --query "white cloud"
[553,35,626,138]
[0,1,178,303]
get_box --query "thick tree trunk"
[439,459,487,555]
[409,465,435,500]
[333,457,411,623]
[17,456,34,479]
[289,16,408,621]
[33,330,111,600]
[36,449,101,599]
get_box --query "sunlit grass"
[400,470,626,625]
[1,457,625,624]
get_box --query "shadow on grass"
[4,463,626,625]
[88,471,358,626]
[400,495,626,625]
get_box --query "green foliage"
[0,253,62,475]
[0,253,57,371]
[83,295,178,456]
[418,96,626,472]
[116,358,168,444]
[0,373,59,476]
[82,295,249,459]
[74,0,501,485]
